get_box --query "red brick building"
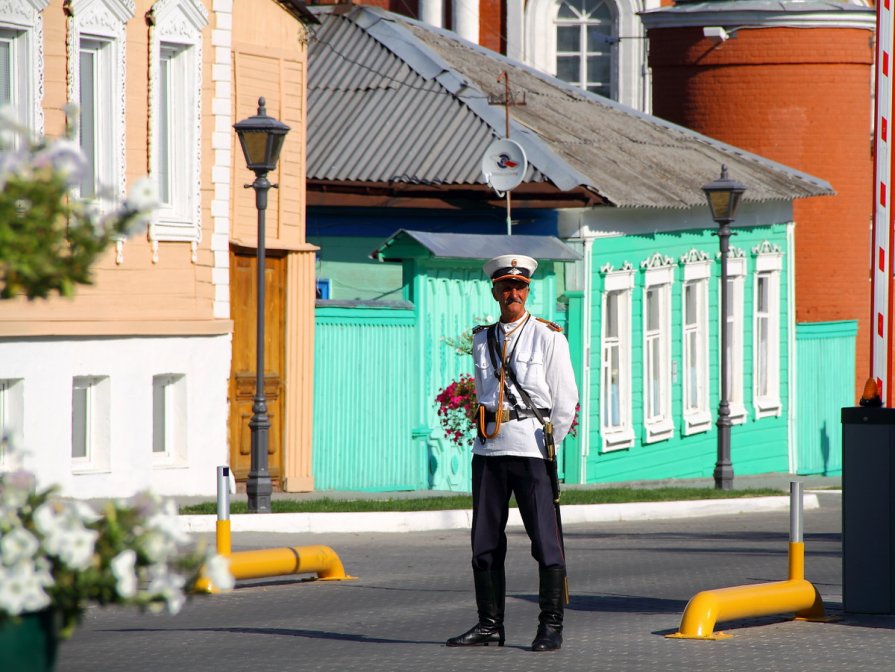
[642,2,876,395]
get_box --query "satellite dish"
[481,139,528,193]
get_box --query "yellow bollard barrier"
[667,483,826,640]
[216,519,232,556]
[227,544,352,581]
[194,466,355,593]
[668,545,824,639]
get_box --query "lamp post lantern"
[234,97,290,513]
[702,164,747,491]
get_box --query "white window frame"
[0,378,24,469]
[152,373,187,466]
[641,253,675,443]
[523,0,655,110]
[554,0,615,98]
[722,252,747,424]
[0,0,48,143]
[67,0,133,209]
[147,0,208,262]
[600,265,635,451]
[753,242,784,418]
[71,375,111,473]
[680,250,712,435]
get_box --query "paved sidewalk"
[58,490,894,672]
[178,472,841,535]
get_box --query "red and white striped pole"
[872,0,895,405]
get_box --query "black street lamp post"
[702,164,747,491]
[233,97,290,513]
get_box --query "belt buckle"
[500,409,510,422]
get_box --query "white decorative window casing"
[600,263,635,451]
[680,250,712,435]
[753,242,783,419]
[0,378,24,469]
[524,0,654,109]
[0,0,49,143]
[152,373,187,465]
[641,253,675,443]
[148,0,208,263]
[71,375,111,473]
[721,250,747,425]
[67,0,133,215]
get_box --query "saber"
[544,421,569,604]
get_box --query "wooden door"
[229,248,287,487]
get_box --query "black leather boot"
[531,566,564,652]
[446,570,506,647]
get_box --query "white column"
[453,0,479,44]
[419,0,444,28]
[506,0,523,60]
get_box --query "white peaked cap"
[483,254,538,284]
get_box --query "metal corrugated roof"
[370,230,582,261]
[307,5,833,208]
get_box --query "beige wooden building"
[0,0,316,498]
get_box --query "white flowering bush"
[0,469,233,638]
[0,106,155,300]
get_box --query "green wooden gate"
[312,303,424,490]
[795,320,858,476]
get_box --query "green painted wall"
[311,236,404,301]
[583,224,792,483]
[795,320,857,476]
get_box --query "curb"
[180,494,820,535]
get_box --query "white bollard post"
[790,481,804,543]
[217,466,230,521]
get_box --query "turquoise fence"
[312,303,424,490]
[795,320,858,476]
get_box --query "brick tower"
[642,1,876,396]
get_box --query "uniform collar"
[499,312,529,333]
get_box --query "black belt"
[484,407,551,423]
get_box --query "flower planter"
[0,610,59,672]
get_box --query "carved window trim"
[66,0,134,208]
[0,0,49,139]
[147,0,207,263]
[641,253,676,444]
[599,266,635,452]
[752,241,783,419]
[680,250,712,435]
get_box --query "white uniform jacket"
[472,313,579,459]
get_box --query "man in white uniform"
[446,254,578,652]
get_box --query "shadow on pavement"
[97,626,441,645]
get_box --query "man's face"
[492,279,530,322]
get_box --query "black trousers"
[470,454,565,571]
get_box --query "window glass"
[158,51,171,205]
[557,25,580,51]
[556,56,579,82]
[78,47,97,199]
[72,380,90,460]
[605,291,618,337]
[0,39,11,107]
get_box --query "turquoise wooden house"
[558,205,802,483]
[305,5,835,492]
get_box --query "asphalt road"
[57,492,895,672]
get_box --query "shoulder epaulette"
[536,317,563,333]
[472,324,488,334]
